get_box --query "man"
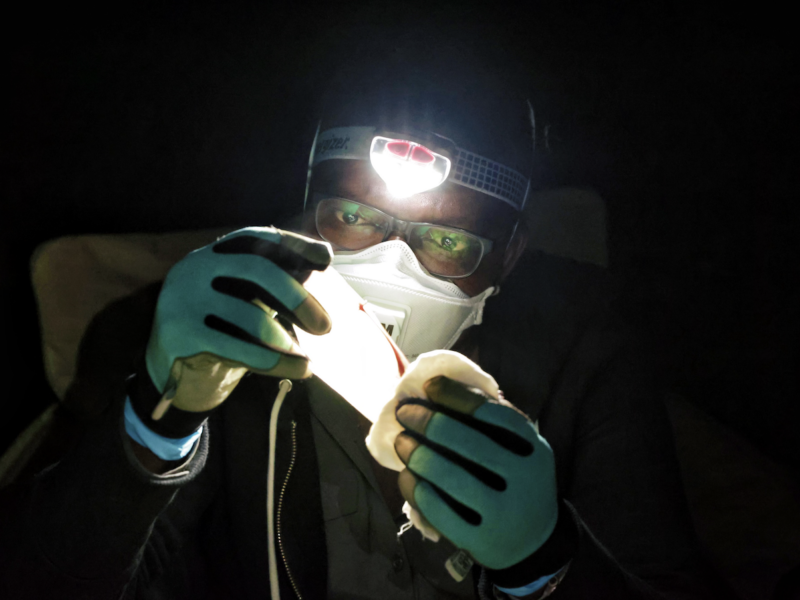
[1,23,731,600]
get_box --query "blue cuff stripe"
[495,569,559,597]
[124,396,203,461]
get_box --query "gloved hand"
[128,226,332,440]
[393,375,559,572]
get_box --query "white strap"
[267,379,294,600]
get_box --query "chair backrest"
[31,228,234,400]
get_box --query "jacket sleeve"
[483,318,735,600]
[0,282,210,599]
[476,253,737,600]
[0,383,210,600]
[549,317,736,599]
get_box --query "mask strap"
[303,120,323,213]
[504,174,529,245]
[506,218,520,253]
[503,177,529,257]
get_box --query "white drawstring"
[267,379,293,600]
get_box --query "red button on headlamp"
[386,141,412,158]
[410,146,435,164]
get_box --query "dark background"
[3,1,798,480]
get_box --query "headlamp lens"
[315,197,488,278]
[369,136,451,197]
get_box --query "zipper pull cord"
[397,520,413,540]
[267,379,293,600]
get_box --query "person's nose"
[385,223,409,242]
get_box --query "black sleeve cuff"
[120,404,210,486]
[126,363,211,439]
[484,498,579,589]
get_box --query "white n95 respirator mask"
[331,240,496,361]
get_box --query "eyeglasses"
[313,193,494,278]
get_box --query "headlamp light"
[369,136,452,197]
[306,126,529,211]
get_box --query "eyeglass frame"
[311,192,495,279]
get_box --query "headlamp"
[306,126,529,211]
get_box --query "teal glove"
[394,376,559,571]
[130,226,332,439]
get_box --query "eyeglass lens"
[315,197,485,277]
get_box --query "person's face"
[300,159,526,297]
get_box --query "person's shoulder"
[490,250,620,327]
[478,251,627,417]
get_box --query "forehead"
[310,160,518,239]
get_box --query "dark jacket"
[0,251,734,599]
